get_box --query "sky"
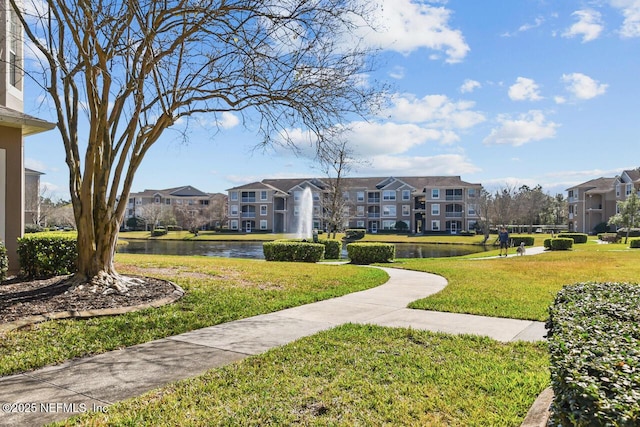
[23,0,640,201]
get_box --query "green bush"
[548,238,573,251]
[152,228,168,236]
[546,282,640,426]
[17,235,78,278]
[24,223,43,233]
[558,232,588,243]
[346,242,395,265]
[263,241,325,263]
[344,229,365,241]
[629,239,640,248]
[0,241,8,281]
[511,236,534,246]
[318,238,341,259]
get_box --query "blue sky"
[23,0,640,200]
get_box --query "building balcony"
[445,196,463,201]
[445,212,463,218]
[241,213,256,218]
[367,213,381,218]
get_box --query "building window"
[260,205,267,216]
[431,220,440,231]
[313,192,320,201]
[468,188,476,198]
[230,191,238,201]
[402,190,411,201]
[402,205,410,216]
[242,191,256,202]
[432,189,439,199]
[368,192,380,203]
[260,220,268,230]
[382,205,396,217]
[342,191,350,200]
[356,206,365,217]
[383,190,396,201]
[468,204,477,215]
[230,220,238,230]
[230,205,238,216]
[382,220,395,230]
[260,190,268,201]
[357,191,365,202]
[626,184,633,196]
[294,206,300,216]
[431,204,440,216]
[356,220,365,228]
[154,196,160,203]
[9,9,20,88]
[165,199,171,205]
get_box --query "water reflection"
[117,240,488,259]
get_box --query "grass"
[0,255,387,376]
[397,240,640,321]
[54,324,549,427]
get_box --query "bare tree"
[492,185,518,230]
[475,188,493,244]
[515,185,548,233]
[15,0,381,292]
[318,139,356,239]
[137,203,173,230]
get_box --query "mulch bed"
[0,275,177,324]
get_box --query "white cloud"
[483,110,559,146]
[460,79,481,93]
[217,112,240,129]
[562,9,604,42]
[361,153,481,176]
[508,77,543,101]
[382,94,486,131]
[561,73,608,99]
[610,0,640,38]
[357,0,470,63]
[389,66,405,80]
[347,121,445,155]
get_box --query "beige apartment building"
[124,186,227,230]
[566,169,640,233]
[227,176,483,234]
[0,0,55,273]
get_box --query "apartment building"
[124,186,227,230]
[226,176,483,234]
[567,168,640,233]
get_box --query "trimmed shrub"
[318,238,341,260]
[547,282,640,426]
[511,236,534,246]
[263,241,325,263]
[24,223,43,233]
[0,241,7,281]
[346,242,395,265]
[548,238,573,251]
[629,239,640,248]
[599,233,620,243]
[558,232,588,243]
[617,228,640,238]
[151,228,168,236]
[17,235,78,277]
[344,229,365,241]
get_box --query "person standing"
[498,227,510,257]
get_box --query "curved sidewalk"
[0,267,547,426]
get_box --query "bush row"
[510,236,535,246]
[557,232,588,243]
[346,242,395,264]
[546,282,640,426]
[262,241,325,263]
[544,238,574,250]
[17,235,78,277]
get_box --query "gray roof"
[228,176,482,193]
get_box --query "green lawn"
[54,325,548,427]
[398,240,640,321]
[0,255,387,376]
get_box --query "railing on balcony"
[445,195,463,201]
[241,197,256,203]
[367,213,381,218]
[241,212,256,218]
[445,212,463,218]
[368,197,380,203]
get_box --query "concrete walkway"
[0,259,548,426]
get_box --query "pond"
[116,240,489,259]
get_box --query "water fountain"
[295,187,314,240]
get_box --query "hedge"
[17,235,78,277]
[262,241,325,263]
[510,236,534,246]
[544,238,574,251]
[630,239,640,248]
[0,241,7,281]
[318,238,341,260]
[546,282,640,426]
[346,242,395,264]
[557,232,588,243]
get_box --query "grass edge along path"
[0,255,388,376]
[53,324,549,427]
